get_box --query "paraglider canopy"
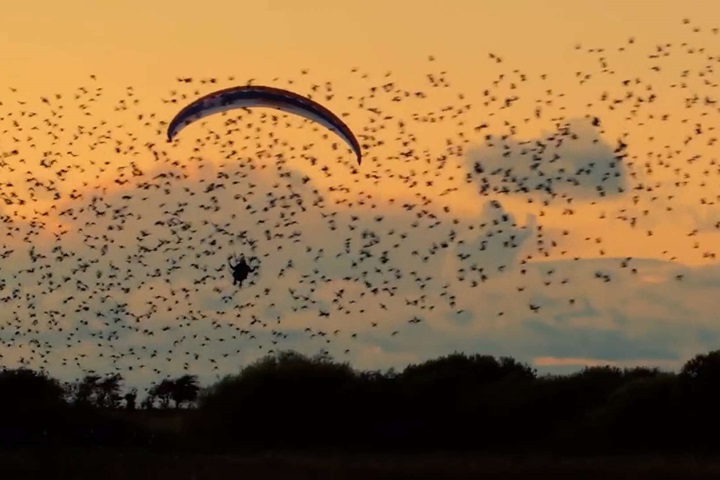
[167,85,362,164]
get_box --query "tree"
[141,392,155,410]
[679,349,720,440]
[401,352,536,387]
[97,373,124,408]
[681,349,720,388]
[148,380,174,409]
[170,375,200,409]
[66,373,124,408]
[191,350,356,448]
[0,367,65,413]
[124,388,137,411]
[0,368,67,446]
[593,374,685,452]
[67,374,102,408]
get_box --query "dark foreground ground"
[3,449,720,480]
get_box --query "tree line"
[1,348,720,454]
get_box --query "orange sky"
[1,0,717,89]
[2,1,719,266]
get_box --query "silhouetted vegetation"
[2,348,720,461]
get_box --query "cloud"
[533,356,681,370]
[464,117,629,202]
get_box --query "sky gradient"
[1,1,719,391]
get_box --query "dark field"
[3,449,720,480]
[5,351,720,479]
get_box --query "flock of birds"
[0,18,718,394]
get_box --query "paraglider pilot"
[228,254,256,287]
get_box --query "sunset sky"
[0,1,719,392]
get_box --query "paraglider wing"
[166,85,362,164]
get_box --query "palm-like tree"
[66,373,125,408]
[97,373,124,408]
[124,388,138,410]
[148,380,174,409]
[171,375,201,409]
[68,374,101,407]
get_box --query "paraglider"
[228,254,256,287]
[166,85,362,164]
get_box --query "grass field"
[2,449,720,480]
